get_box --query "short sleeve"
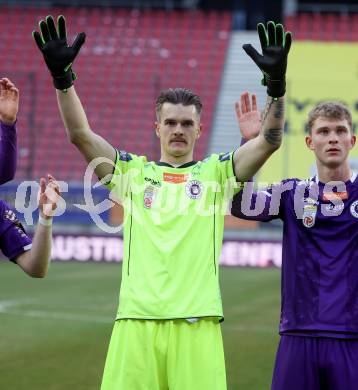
[105,150,147,200]
[0,202,32,262]
[213,152,241,199]
[216,151,236,182]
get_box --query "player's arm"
[233,22,292,182]
[234,95,285,181]
[0,78,18,184]
[232,92,278,221]
[16,175,60,277]
[231,185,279,221]
[56,86,116,180]
[32,15,116,181]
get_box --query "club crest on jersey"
[350,200,358,218]
[185,180,203,199]
[302,204,317,228]
[143,185,156,209]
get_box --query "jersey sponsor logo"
[144,177,161,187]
[143,185,156,209]
[306,197,319,206]
[163,172,189,184]
[219,152,231,162]
[118,150,132,162]
[185,180,203,199]
[302,204,317,228]
[190,164,201,177]
[324,203,344,213]
[322,191,348,201]
[350,200,358,218]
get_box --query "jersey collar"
[312,170,357,185]
[156,161,197,168]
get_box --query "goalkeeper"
[33,16,291,389]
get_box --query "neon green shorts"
[100,318,227,390]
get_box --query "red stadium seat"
[1,6,231,181]
[287,12,358,42]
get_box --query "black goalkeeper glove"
[33,15,86,91]
[243,21,292,98]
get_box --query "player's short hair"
[155,88,203,120]
[306,101,353,134]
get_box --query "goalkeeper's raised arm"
[232,22,292,182]
[32,15,116,181]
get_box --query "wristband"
[267,79,286,98]
[52,70,76,91]
[39,215,53,226]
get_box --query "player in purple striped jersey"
[232,93,358,390]
[1,174,60,277]
[0,77,60,276]
[0,77,18,184]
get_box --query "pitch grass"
[0,262,280,390]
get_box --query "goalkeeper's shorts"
[100,317,227,390]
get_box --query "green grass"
[0,262,280,389]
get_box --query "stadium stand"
[0,7,231,181]
[210,11,358,156]
[285,12,358,41]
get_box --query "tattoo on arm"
[274,99,284,119]
[264,128,283,146]
[261,98,285,147]
[261,98,274,124]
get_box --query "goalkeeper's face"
[155,103,202,160]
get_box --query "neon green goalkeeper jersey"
[107,149,238,320]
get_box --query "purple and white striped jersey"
[0,199,32,261]
[231,173,358,338]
